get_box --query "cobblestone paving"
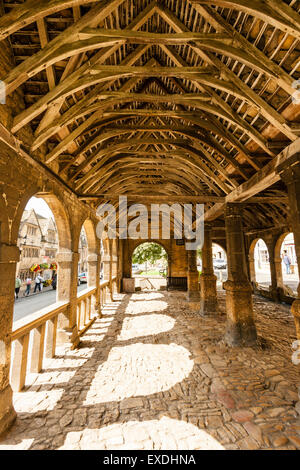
[1,290,300,450]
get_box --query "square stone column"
[278,158,300,339]
[56,251,80,349]
[223,204,257,347]
[186,248,200,306]
[0,244,19,434]
[199,224,218,316]
[87,252,101,317]
[264,237,282,302]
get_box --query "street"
[13,283,87,323]
[255,270,299,293]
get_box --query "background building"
[17,209,58,281]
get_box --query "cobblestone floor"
[1,290,300,450]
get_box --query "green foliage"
[132,242,167,265]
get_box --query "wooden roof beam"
[190,0,300,40]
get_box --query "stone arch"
[82,218,98,256]
[212,242,227,260]
[77,218,99,287]
[130,240,169,278]
[129,239,170,263]
[0,193,9,246]
[275,231,299,293]
[13,190,72,253]
[13,191,72,305]
[249,238,271,286]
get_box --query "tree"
[132,243,167,268]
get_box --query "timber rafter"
[1,0,299,230]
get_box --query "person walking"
[282,251,292,274]
[15,277,22,299]
[24,277,32,296]
[34,273,44,293]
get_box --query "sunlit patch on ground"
[0,438,35,450]
[84,343,194,404]
[130,292,165,301]
[125,299,168,315]
[59,416,224,450]
[117,314,175,341]
[1,291,299,450]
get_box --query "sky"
[25,197,54,219]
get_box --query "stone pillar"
[109,240,113,301]
[186,249,200,309]
[248,247,256,285]
[199,224,218,315]
[56,251,80,349]
[102,253,110,281]
[117,239,123,293]
[0,244,18,434]
[265,237,281,302]
[88,252,101,317]
[279,160,300,340]
[223,204,257,347]
[87,253,98,288]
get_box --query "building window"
[28,226,37,236]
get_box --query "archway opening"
[132,242,168,291]
[212,243,228,283]
[78,225,88,291]
[251,239,271,287]
[14,195,69,323]
[279,233,299,295]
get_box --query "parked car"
[213,259,227,270]
[78,272,88,284]
[132,264,142,274]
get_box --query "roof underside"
[1,0,300,230]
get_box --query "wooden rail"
[9,277,118,392]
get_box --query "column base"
[291,298,300,339]
[200,273,218,316]
[200,298,219,316]
[186,290,200,302]
[270,286,281,303]
[0,385,16,436]
[57,325,81,350]
[224,280,257,347]
[186,291,200,311]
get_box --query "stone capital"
[87,253,98,263]
[225,203,243,218]
[223,279,252,293]
[56,251,77,264]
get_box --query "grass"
[138,270,164,276]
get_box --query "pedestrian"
[282,251,292,274]
[24,277,32,296]
[40,272,44,292]
[34,273,44,293]
[15,277,22,299]
[52,271,57,290]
